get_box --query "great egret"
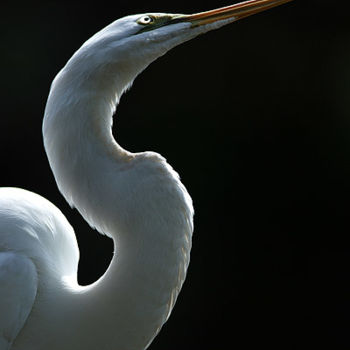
[0,1,292,349]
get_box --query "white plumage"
[0,188,78,349]
[0,1,291,349]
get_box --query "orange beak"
[179,0,293,27]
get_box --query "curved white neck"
[41,43,193,350]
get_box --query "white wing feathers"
[0,252,37,350]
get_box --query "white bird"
[0,1,291,349]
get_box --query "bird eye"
[137,15,155,25]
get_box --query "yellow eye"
[137,15,155,25]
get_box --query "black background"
[1,0,350,349]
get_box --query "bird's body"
[0,188,79,349]
[0,1,291,349]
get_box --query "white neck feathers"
[42,30,193,350]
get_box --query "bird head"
[61,0,292,94]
